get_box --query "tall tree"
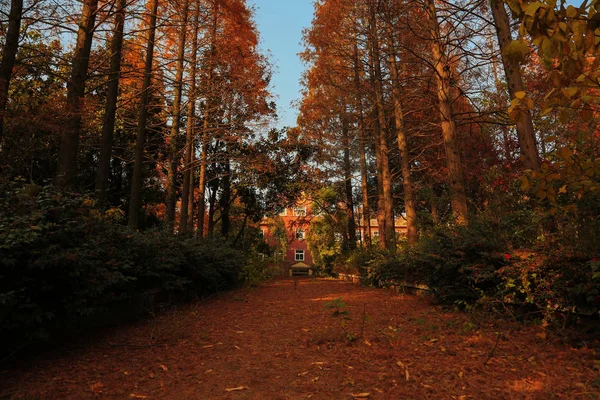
[128,0,160,229]
[368,4,395,250]
[425,0,469,225]
[180,0,201,234]
[56,0,99,188]
[489,0,540,170]
[384,10,418,244]
[165,0,190,231]
[198,0,218,238]
[95,0,127,202]
[0,0,23,147]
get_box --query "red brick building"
[260,199,409,275]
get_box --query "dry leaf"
[312,362,325,365]
[129,394,148,399]
[352,393,371,398]
[298,371,309,376]
[235,331,245,334]
[90,382,104,393]
[159,364,168,371]
[149,372,155,379]
[225,386,248,392]
[364,340,372,346]
[405,368,410,381]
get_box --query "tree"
[56,0,99,188]
[424,0,469,225]
[0,0,23,147]
[128,0,160,229]
[95,0,127,202]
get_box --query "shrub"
[0,182,244,357]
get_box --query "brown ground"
[1,278,599,399]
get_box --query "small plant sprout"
[324,297,355,341]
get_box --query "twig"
[360,304,367,339]
[0,342,30,365]
[484,332,500,366]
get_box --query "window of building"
[260,229,266,238]
[356,230,362,240]
[295,250,305,261]
[279,208,287,216]
[295,228,305,240]
[373,231,379,237]
[293,206,307,217]
[334,232,343,242]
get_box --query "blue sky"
[249,0,314,128]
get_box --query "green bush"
[0,182,243,357]
[363,220,508,305]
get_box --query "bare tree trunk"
[207,180,218,235]
[166,0,190,232]
[180,0,200,233]
[198,0,218,238]
[57,0,99,188]
[386,21,418,245]
[187,164,195,231]
[221,155,231,238]
[96,0,126,202]
[342,116,357,249]
[353,41,372,249]
[369,6,395,251]
[425,0,469,225]
[489,0,540,170]
[0,0,23,148]
[128,0,159,229]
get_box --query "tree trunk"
[220,154,231,238]
[353,41,372,249]
[128,0,159,229]
[57,0,99,188]
[198,0,218,238]
[166,0,190,232]
[207,180,218,236]
[342,116,357,250]
[489,0,540,170]
[180,0,200,233]
[187,165,195,231]
[425,0,469,225]
[95,0,126,202]
[386,21,418,245]
[369,6,395,251]
[0,0,23,148]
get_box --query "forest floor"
[1,278,599,399]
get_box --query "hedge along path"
[1,279,598,399]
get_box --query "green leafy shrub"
[0,182,243,357]
[239,252,280,286]
[363,220,508,305]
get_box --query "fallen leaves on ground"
[0,278,598,399]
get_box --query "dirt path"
[1,278,599,399]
